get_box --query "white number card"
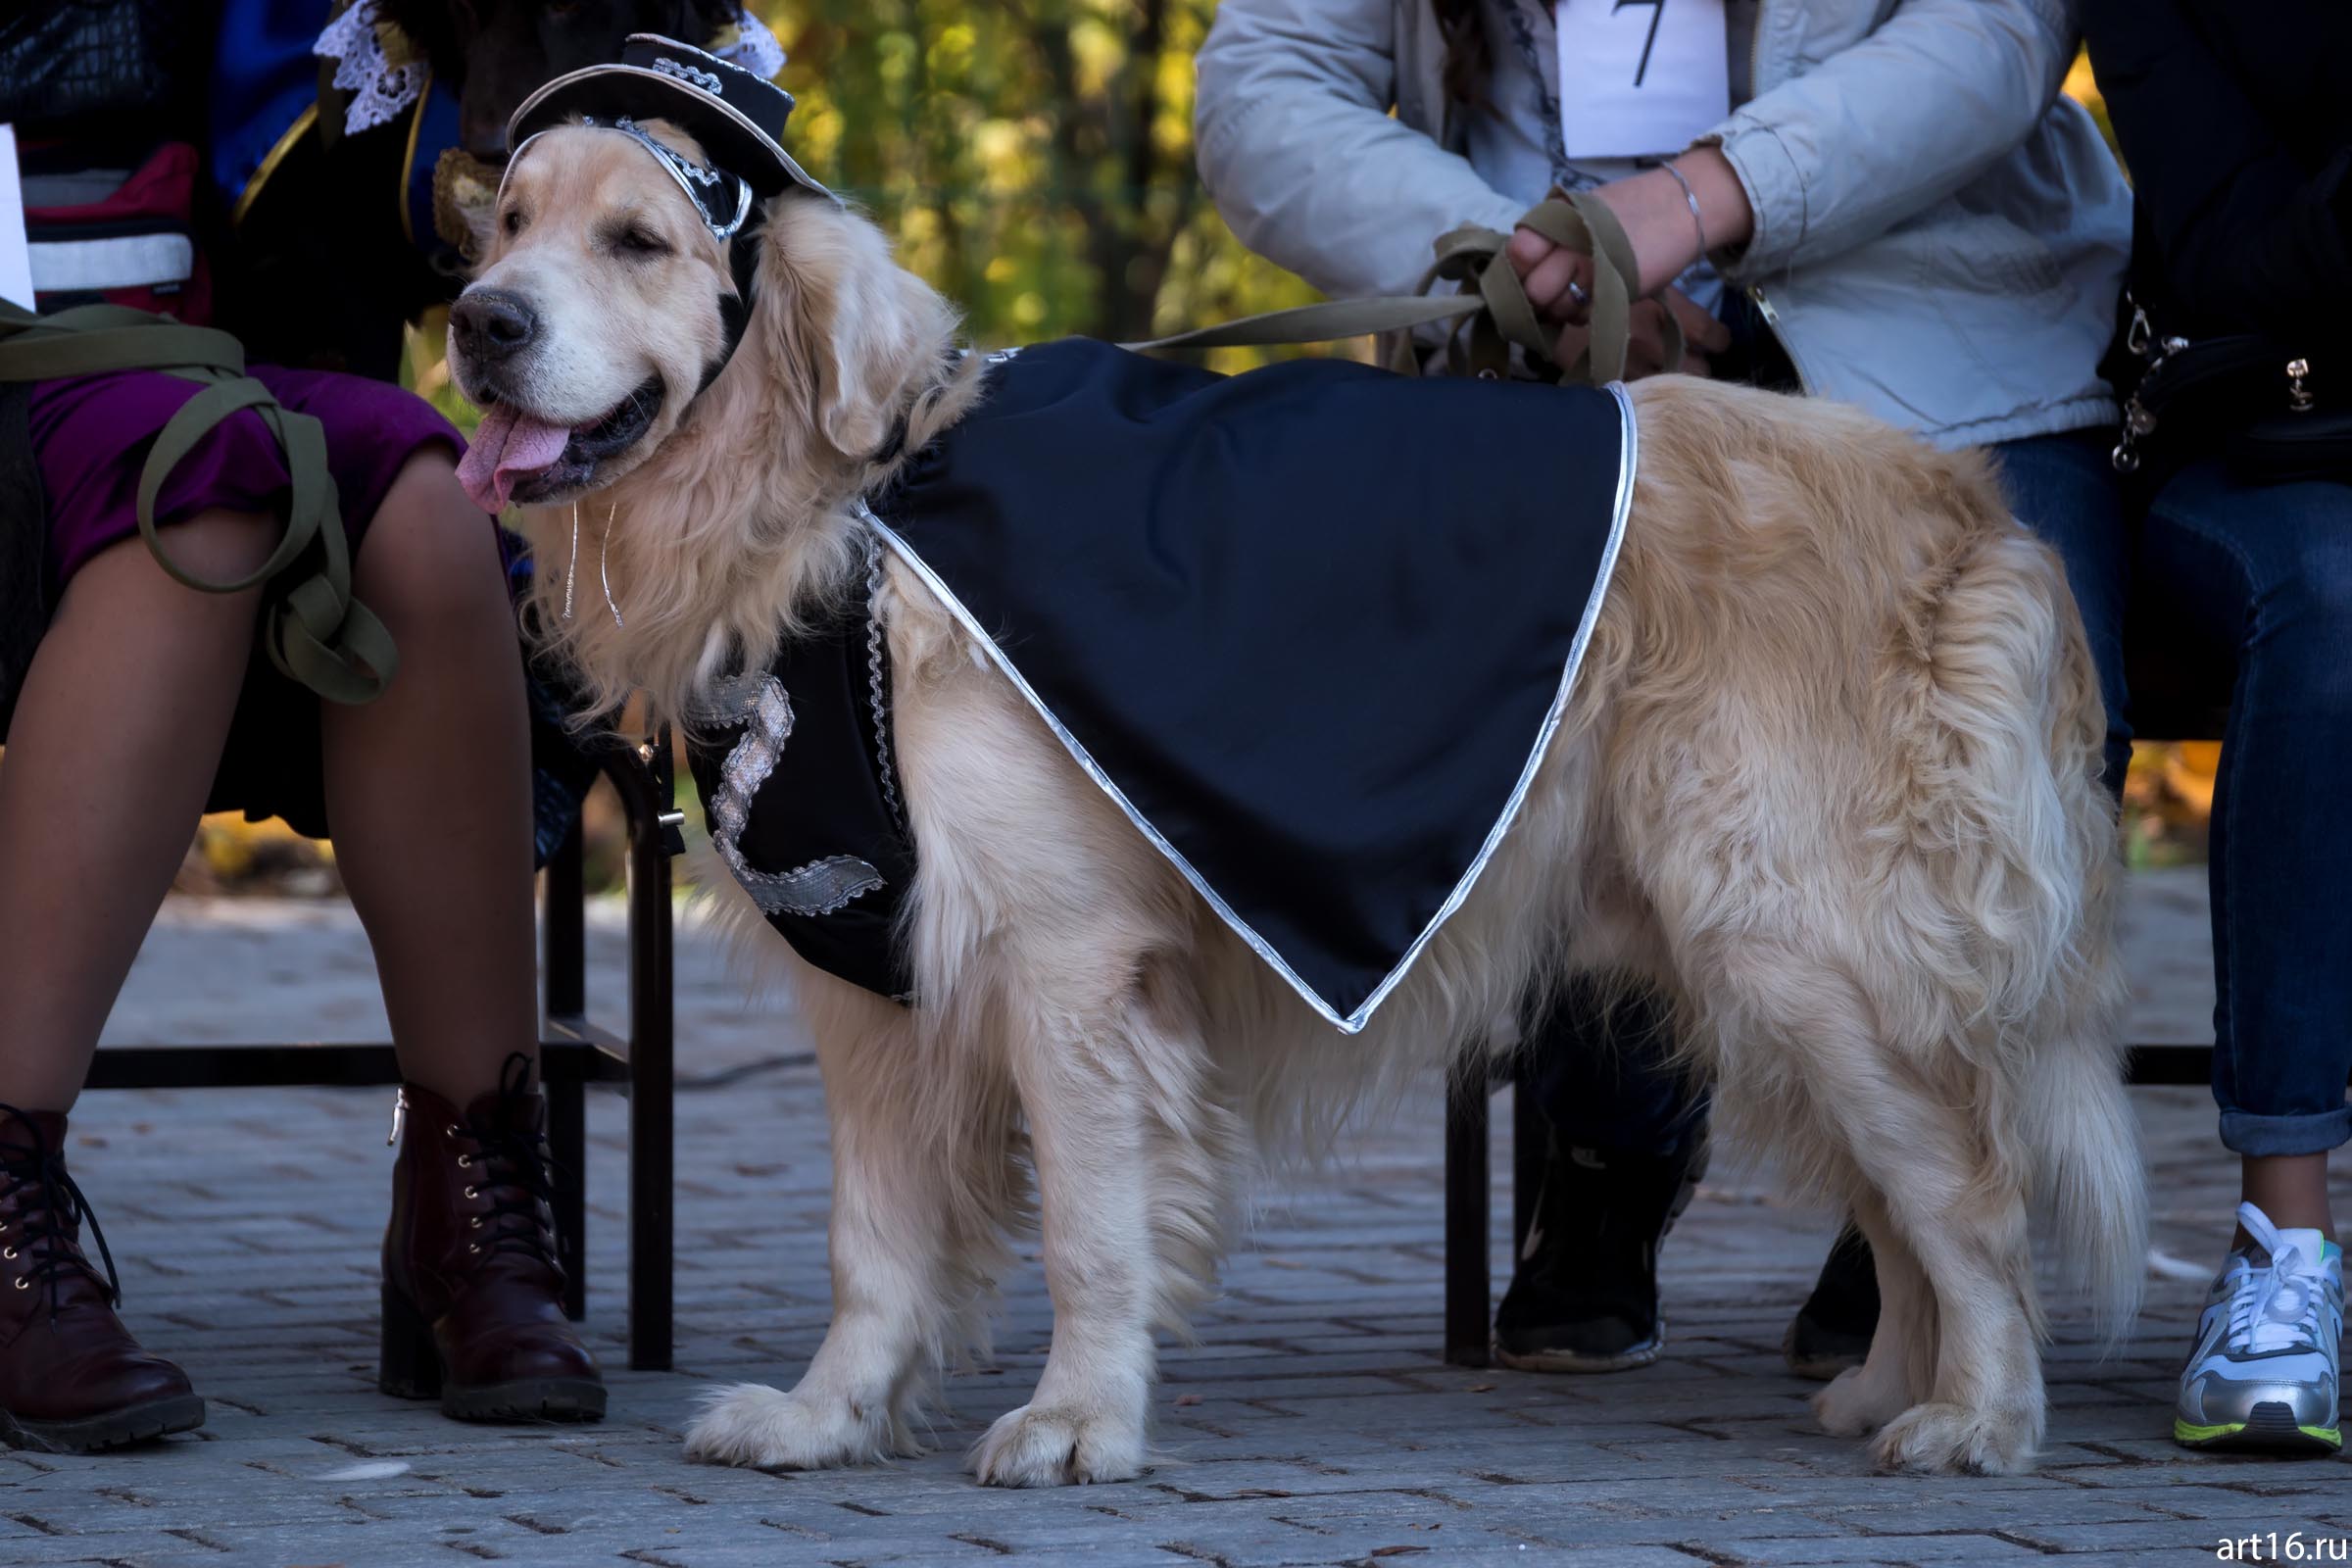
[0,126,32,311]
[1555,0,1731,162]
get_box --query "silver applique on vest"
[706,672,888,917]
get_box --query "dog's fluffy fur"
[456,123,2146,1484]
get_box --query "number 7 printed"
[1611,0,1667,86]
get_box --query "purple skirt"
[33,366,467,592]
[28,367,481,835]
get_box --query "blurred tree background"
[744,0,1321,359]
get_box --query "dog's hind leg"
[1863,1169,2044,1477]
[688,970,1014,1472]
[1707,956,2045,1475]
[1811,1192,1938,1438]
[970,977,1214,1488]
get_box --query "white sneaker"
[2175,1200,2342,1453]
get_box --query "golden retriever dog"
[449,121,2145,1485]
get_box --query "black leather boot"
[0,1106,204,1451]
[379,1056,605,1422]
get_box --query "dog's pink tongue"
[457,402,572,513]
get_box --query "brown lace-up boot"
[379,1054,605,1421]
[0,1107,204,1451]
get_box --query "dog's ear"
[755,199,939,462]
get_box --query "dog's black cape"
[688,337,1632,1032]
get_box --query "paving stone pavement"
[4,869,2342,1566]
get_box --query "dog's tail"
[1929,519,2145,1341]
[2019,1001,2147,1343]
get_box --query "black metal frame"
[1440,693,2237,1368]
[88,732,682,1372]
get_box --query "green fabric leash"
[1124,189,1682,384]
[0,300,397,705]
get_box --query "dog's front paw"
[969,1401,1145,1487]
[684,1383,910,1471]
[1869,1398,2040,1476]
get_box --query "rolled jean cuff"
[2218,1105,2352,1158]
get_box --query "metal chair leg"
[622,749,677,1373]
[1444,1063,1492,1368]
[547,1052,588,1321]
[545,816,587,1019]
[542,819,591,1322]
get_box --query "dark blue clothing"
[2137,464,2352,1155]
[2004,441,2352,1157]
[715,338,1632,1030]
[1988,431,2137,796]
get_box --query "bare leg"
[319,453,537,1105]
[0,514,275,1108]
[2242,1154,2335,1241]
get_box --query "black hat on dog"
[505,33,831,219]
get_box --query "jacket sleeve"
[1703,0,2081,279]
[1193,0,1529,300]
[2082,0,2352,340]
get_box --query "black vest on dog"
[687,338,1633,1032]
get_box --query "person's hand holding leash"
[1547,290,1723,378]
[1505,146,1752,376]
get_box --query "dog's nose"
[451,290,538,362]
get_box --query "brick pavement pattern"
[0,869,2338,1566]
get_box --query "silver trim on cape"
[851,379,1639,1034]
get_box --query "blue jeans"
[1987,431,2137,796]
[1995,435,2352,1158]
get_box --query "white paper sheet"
[0,125,32,310]
[1555,0,1730,163]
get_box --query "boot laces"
[461,1055,564,1270]
[0,1103,122,1317]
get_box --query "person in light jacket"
[1196,0,2133,1378]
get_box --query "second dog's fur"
[452,123,2146,1484]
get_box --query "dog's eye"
[503,209,524,237]
[614,226,670,258]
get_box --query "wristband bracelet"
[1661,161,1710,258]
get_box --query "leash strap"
[1123,189,1682,385]
[0,301,397,705]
